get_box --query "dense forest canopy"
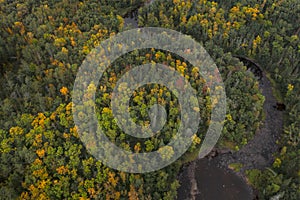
[0,0,299,199]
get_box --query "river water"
[122,1,254,199]
[123,0,155,29]
[177,159,253,200]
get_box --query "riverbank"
[177,73,284,199]
[177,158,254,200]
[215,73,283,172]
[120,2,285,198]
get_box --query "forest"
[0,0,299,199]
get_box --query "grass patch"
[228,163,244,172]
[261,109,266,121]
[179,148,201,164]
[245,169,262,187]
[265,72,283,102]
[265,72,290,124]
[219,140,236,150]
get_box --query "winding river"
[177,70,284,199]
[121,2,284,199]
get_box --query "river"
[177,159,253,200]
[176,64,283,199]
[122,1,283,199]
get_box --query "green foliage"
[139,0,299,199]
[0,0,298,199]
[228,163,244,172]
